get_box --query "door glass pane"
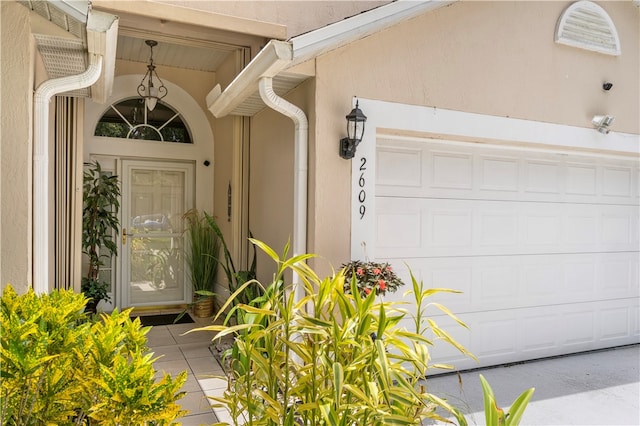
[129,236,184,305]
[127,167,188,305]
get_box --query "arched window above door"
[94,98,192,143]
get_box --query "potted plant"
[341,259,405,298]
[82,161,120,314]
[184,209,221,317]
[203,212,259,325]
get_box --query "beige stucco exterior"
[318,0,639,257]
[246,0,639,279]
[1,0,638,304]
[1,2,34,294]
[153,0,391,39]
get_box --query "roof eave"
[289,0,456,67]
[207,40,293,118]
[86,9,119,104]
[207,0,457,118]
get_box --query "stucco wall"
[249,78,316,283]
[154,0,391,38]
[1,2,33,294]
[309,0,639,270]
[318,1,639,133]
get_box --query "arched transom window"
[94,98,192,143]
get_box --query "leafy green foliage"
[184,209,221,297]
[480,374,535,426]
[0,286,187,425]
[191,240,476,426]
[203,213,260,318]
[82,161,120,307]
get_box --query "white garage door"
[374,137,640,371]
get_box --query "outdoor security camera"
[592,115,615,134]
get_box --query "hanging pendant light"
[137,40,167,111]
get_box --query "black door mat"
[133,313,195,326]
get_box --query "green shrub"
[480,374,535,426]
[191,240,476,426]
[0,286,187,425]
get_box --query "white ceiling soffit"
[208,0,456,118]
[34,34,90,97]
[116,35,236,73]
[555,1,621,56]
[20,1,118,101]
[18,0,88,39]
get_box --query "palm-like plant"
[184,209,220,301]
[191,240,477,426]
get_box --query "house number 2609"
[358,157,367,219]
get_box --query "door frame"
[119,159,195,309]
[84,75,216,311]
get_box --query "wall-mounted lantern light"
[137,40,167,112]
[592,114,614,134]
[339,100,367,159]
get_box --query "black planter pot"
[85,300,98,315]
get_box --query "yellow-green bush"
[0,286,187,425]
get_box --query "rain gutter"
[32,8,118,294]
[258,77,308,296]
[33,54,103,294]
[207,0,456,118]
[205,0,456,299]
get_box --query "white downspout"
[33,54,103,294]
[258,77,308,300]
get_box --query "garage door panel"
[382,252,638,314]
[374,138,639,370]
[375,197,638,258]
[523,159,562,198]
[598,253,639,297]
[424,299,639,371]
[603,165,634,198]
[479,154,520,193]
[376,139,639,206]
[376,145,422,188]
[600,307,632,342]
[632,305,640,337]
[566,162,597,196]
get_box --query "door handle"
[122,228,127,245]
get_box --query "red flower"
[356,268,364,276]
[378,280,386,291]
[364,288,371,295]
[373,268,381,275]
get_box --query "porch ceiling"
[115,34,236,73]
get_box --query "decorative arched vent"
[555,1,621,56]
[94,98,192,143]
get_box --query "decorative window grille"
[94,98,193,143]
[555,1,621,56]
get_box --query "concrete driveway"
[423,344,639,425]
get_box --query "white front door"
[120,160,194,308]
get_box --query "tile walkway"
[145,315,230,425]
[147,315,640,426]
